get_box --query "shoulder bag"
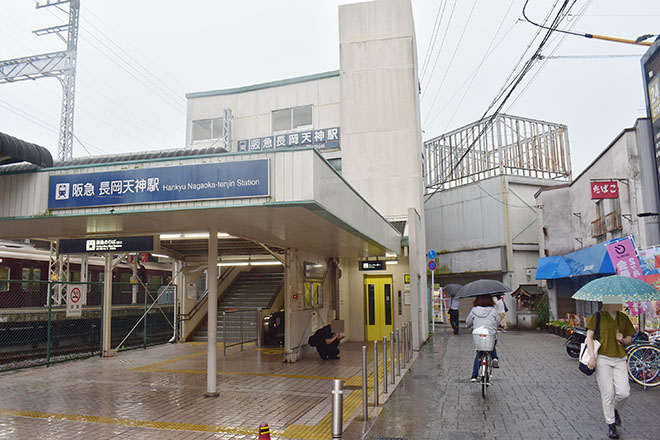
[578,312,600,376]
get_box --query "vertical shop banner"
[605,238,644,280]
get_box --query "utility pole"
[0,0,80,161]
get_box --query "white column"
[205,229,219,397]
[80,254,88,305]
[102,254,113,357]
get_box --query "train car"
[0,240,173,309]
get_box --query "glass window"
[71,271,81,283]
[272,109,290,132]
[22,267,30,291]
[595,200,604,220]
[147,275,162,289]
[192,118,223,142]
[272,105,313,132]
[32,268,41,291]
[327,158,342,174]
[120,273,132,293]
[292,105,312,129]
[0,266,9,292]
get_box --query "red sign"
[70,287,81,303]
[590,181,618,199]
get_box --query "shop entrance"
[364,275,394,341]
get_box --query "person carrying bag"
[584,299,635,439]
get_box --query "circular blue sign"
[427,250,437,260]
[428,260,437,271]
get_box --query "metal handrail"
[221,307,262,356]
[180,266,235,321]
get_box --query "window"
[147,275,162,290]
[192,118,224,142]
[327,158,342,174]
[120,273,132,293]
[70,271,81,283]
[272,105,312,132]
[0,266,9,292]
[22,268,40,291]
[595,200,604,220]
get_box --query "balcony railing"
[604,210,622,232]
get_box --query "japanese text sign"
[606,238,643,280]
[590,181,618,199]
[49,159,269,209]
[238,127,340,153]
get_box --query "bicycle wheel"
[480,353,489,398]
[627,345,660,388]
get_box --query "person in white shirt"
[495,296,507,332]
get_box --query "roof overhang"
[0,148,401,260]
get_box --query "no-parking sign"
[428,260,437,271]
[67,284,83,317]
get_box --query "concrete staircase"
[193,266,283,343]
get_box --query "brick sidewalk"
[362,326,660,440]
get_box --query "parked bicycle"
[626,331,660,389]
[472,327,496,398]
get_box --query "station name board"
[359,261,386,271]
[60,236,154,254]
[237,127,340,153]
[48,159,269,209]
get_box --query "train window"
[22,267,41,291]
[70,271,81,282]
[120,273,132,293]
[0,266,9,292]
[147,275,162,290]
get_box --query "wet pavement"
[356,325,660,440]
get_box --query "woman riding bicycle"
[466,294,500,382]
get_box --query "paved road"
[362,325,659,440]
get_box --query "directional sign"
[427,250,437,260]
[428,260,437,271]
[67,284,83,318]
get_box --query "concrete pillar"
[102,254,113,357]
[205,229,219,397]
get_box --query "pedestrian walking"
[495,295,507,332]
[449,292,460,335]
[585,298,635,439]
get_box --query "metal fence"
[0,279,175,372]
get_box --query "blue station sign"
[48,159,270,209]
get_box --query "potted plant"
[535,294,550,330]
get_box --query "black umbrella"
[442,283,463,297]
[455,279,511,299]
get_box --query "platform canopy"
[0,148,402,260]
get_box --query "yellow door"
[364,275,394,341]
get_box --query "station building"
[0,0,427,392]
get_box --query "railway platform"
[0,338,415,439]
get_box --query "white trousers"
[595,354,630,425]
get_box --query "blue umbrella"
[571,275,660,302]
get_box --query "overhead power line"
[425,0,575,203]
[522,2,655,46]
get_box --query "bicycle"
[626,331,660,389]
[472,328,496,398]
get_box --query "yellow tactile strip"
[0,409,281,436]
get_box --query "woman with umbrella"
[574,275,660,439]
[457,280,511,382]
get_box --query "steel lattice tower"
[0,0,80,161]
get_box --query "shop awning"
[536,243,616,279]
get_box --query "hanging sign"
[359,261,386,271]
[590,181,619,199]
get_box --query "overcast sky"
[0,0,658,176]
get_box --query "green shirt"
[586,311,635,358]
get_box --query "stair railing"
[180,266,236,322]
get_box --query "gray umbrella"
[442,283,463,297]
[455,279,511,299]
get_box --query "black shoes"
[608,423,619,439]
[614,409,621,426]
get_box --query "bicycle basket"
[472,328,496,351]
